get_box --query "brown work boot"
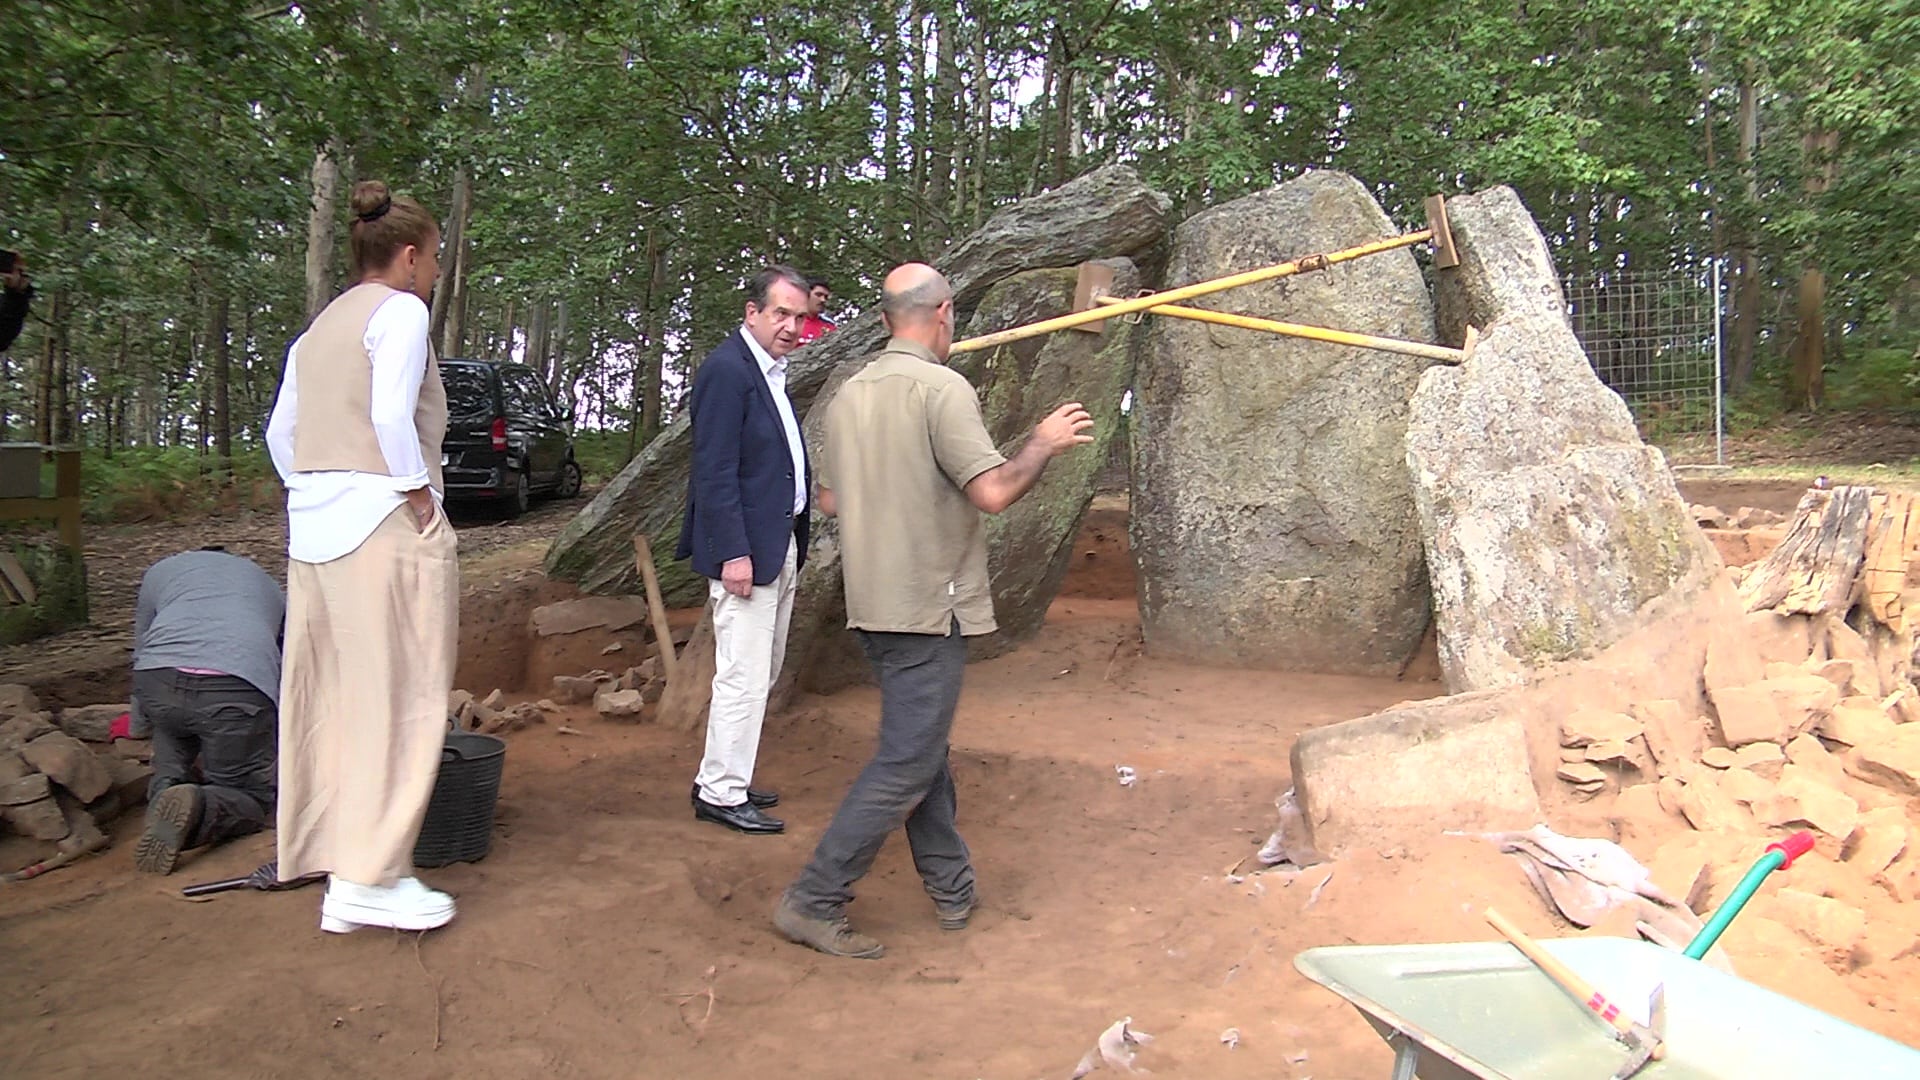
[934,895,974,931]
[135,784,204,876]
[773,890,885,959]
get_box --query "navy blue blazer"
[675,329,811,585]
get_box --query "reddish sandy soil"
[3,488,1917,1078]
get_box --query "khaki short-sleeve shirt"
[819,338,1007,636]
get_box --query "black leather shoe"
[689,785,779,809]
[693,796,785,834]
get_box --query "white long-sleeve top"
[739,326,809,514]
[266,291,441,564]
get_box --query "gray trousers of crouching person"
[133,668,276,847]
[788,618,976,916]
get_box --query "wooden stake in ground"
[632,533,679,681]
[1740,486,1873,616]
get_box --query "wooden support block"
[1426,194,1460,269]
[1069,262,1114,335]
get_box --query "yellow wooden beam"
[1093,296,1467,364]
[949,229,1434,355]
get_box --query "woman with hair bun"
[265,180,460,933]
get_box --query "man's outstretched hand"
[1033,402,1095,456]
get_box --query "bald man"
[773,263,1094,959]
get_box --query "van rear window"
[439,364,495,423]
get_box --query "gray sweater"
[133,551,286,703]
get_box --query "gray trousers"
[133,668,276,849]
[788,618,974,918]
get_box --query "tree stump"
[1740,486,1873,616]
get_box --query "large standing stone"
[1290,690,1541,854]
[776,261,1149,692]
[544,166,1173,605]
[1407,186,1720,692]
[1132,170,1438,673]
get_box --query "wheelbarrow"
[1296,934,1920,1078]
[1295,833,1920,1078]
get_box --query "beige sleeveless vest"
[290,283,446,492]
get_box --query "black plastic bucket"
[412,731,506,868]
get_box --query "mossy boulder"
[959,260,1143,659]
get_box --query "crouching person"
[131,547,285,875]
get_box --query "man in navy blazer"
[676,265,814,835]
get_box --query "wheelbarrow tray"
[1295,937,1920,1080]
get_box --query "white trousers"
[695,536,798,806]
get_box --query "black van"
[438,358,582,517]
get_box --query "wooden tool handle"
[1486,907,1637,1038]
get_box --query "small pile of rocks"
[449,656,670,734]
[0,686,150,872]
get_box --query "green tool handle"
[1685,831,1814,959]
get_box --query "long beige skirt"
[277,504,458,886]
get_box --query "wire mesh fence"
[1562,267,1724,465]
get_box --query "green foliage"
[1826,348,1920,414]
[570,429,640,487]
[0,0,1912,494]
[79,447,279,524]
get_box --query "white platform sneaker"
[320,876,457,933]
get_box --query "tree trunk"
[52,290,72,446]
[928,0,960,242]
[210,293,232,476]
[36,310,53,446]
[910,0,930,242]
[498,300,516,362]
[629,232,669,461]
[1729,75,1761,392]
[527,302,549,377]
[431,166,472,348]
[1051,29,1075,185]
[642,240,669,444]
[551,299,571,403]
[882,11,904,255]
[304,140,344,323]
[970,13,992,229]
[114,316,130,454]
[1786,126,1839,412]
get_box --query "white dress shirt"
[739,326,808,515]
[266,292,441,564]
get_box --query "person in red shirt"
[798,276,836,344]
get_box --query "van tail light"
[490,417,508,451]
